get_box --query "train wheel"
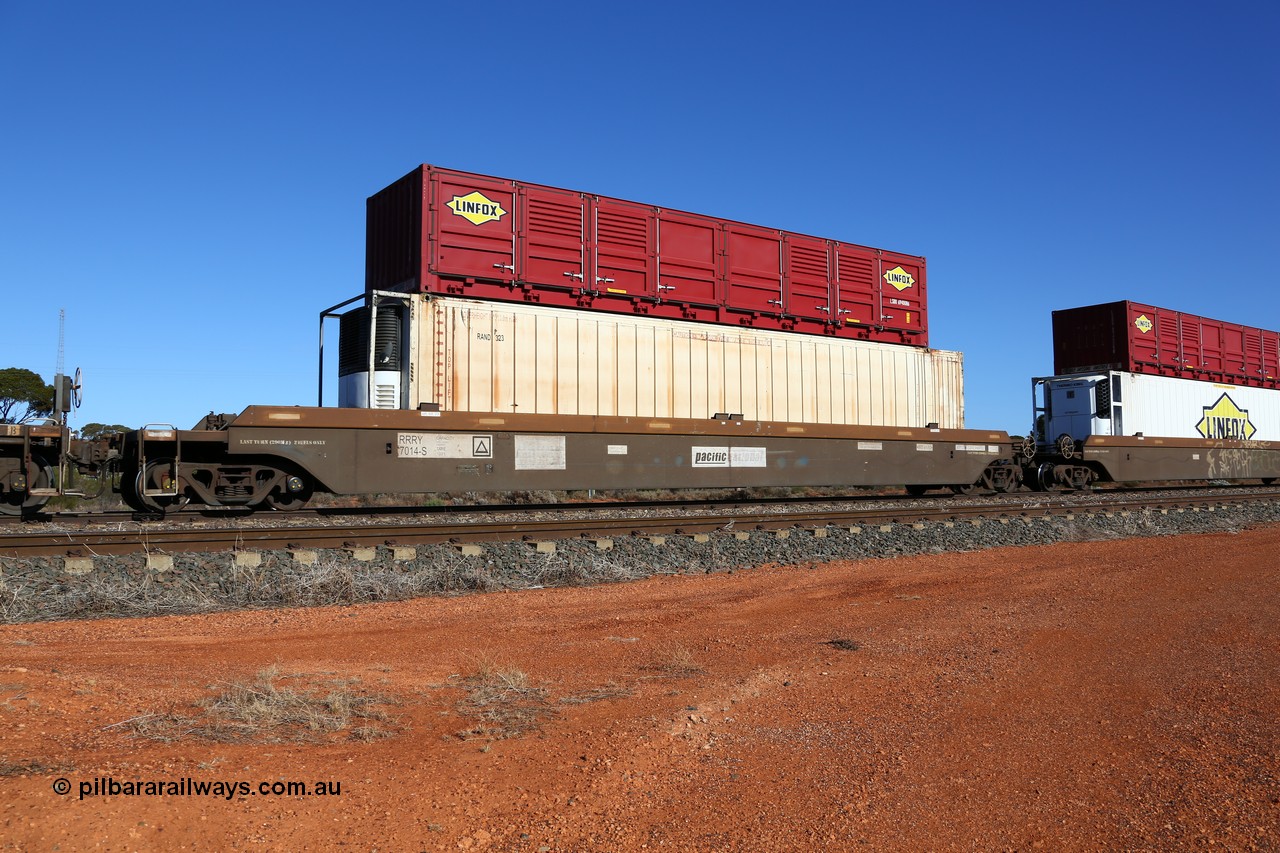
[133,458,188,514]
[0,454,54,517]
[950,483,980,496]
[263,474,312,511]
[1035,462,1058,491]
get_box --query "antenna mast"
[53,309,82,426]
[56,308,66,377]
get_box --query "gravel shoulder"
[2,524,1278,850]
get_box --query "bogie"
[131,458,188,514]
[0,452,55,517]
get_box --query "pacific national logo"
[883,266,915,292]
[692,448,729,467]
[1196,393,1256,440]
[1134,314,1153,334]
[446,191,507,226]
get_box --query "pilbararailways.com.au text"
[58,776,342,801]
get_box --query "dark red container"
[1053,301,1280,388]
[366,165,928,346]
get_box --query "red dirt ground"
[2,526,1278,851]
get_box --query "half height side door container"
[398,295,961,428]
[1052,301,1280,389]
[365,165,928,346]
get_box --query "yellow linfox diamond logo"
[446,191,507,226]
[883,266,915,291]
[1196,393,1256,440]
[1134,314,1153,334]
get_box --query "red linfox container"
[366,165,928,346]
[1053,301,1280,389]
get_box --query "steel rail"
[10,481,1280,527]
[8,483,1276,531]
[4,490,1279,559]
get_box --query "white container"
[1039,370,1280,442]
[405,295,964,428]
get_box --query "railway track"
[5,488,1280,560]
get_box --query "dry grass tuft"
[647,642,705,677]
[559,681,633,705]
[455,654,554,741]
[129,666,399,743]
[0,758,71,777]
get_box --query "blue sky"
[3,1,1276,434]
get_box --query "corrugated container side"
[410,295,962,428]
[365,170,422,293]
[367,165,929,346]
[1052,301,1128,374]
[1054,301,1280,389]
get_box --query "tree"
[79,422,133,440]
[0,368,55,424]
